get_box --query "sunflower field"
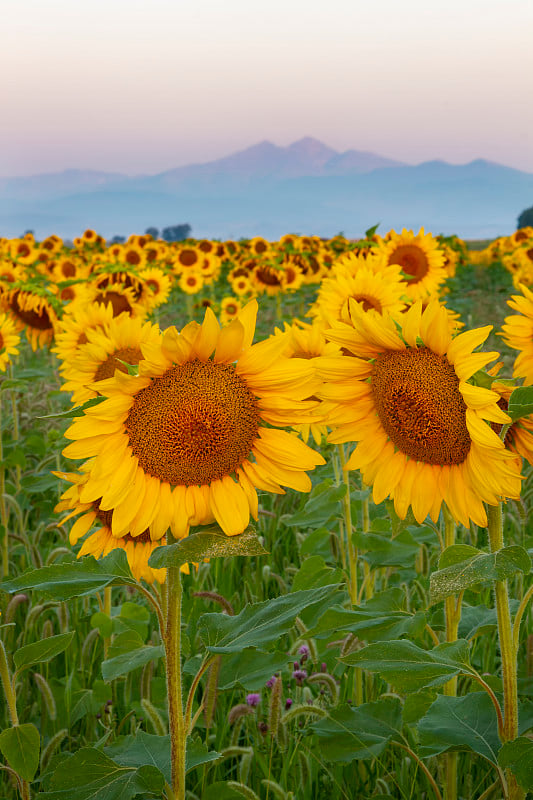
[0,225,532,800]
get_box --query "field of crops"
[0,226,532,800]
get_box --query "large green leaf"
[281,481,347,528]
[0,550,136,601]
[14,631,75,671]
[0,724,40,781]
[341,639,474,692]
[306,588,426,642]
[217,649,292,691]
[507,385,533,421]
[291,556,344,591]
[148,527,267,569]
[101,644,165,682]
[430,546,531,605]
[352,530,420,568]
[311,698,402,762]
[37,747,164,799]
[418,693,501,764]
[13,631,75,669]
[105,732,220,783]
[198,584,342,654]
[498,737,533,790]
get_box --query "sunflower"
[230,275,255,298]
[179,271,204,295]
[279,257,304,292]
[83,282,147,319]
[378,228,447,301]
[139,266,173,309]
[54,467,166,584]
[272,320,340,444]
[318,301,522,527]
[309,260,406,326]
[7,239,36,265]
[490,380,533,466]
[500,284,533,384]
[53,301,117,370]
[220,297,241,324]
[173,246,202,274]
[61,301,325,539]
[252,264,284,295]
[0,312,21,371]
[59,315,161,404]
[2,288,59,351]
[248,237,270,256]
[119,244,147,270]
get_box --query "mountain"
[0,139,531,240]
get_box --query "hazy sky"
[2,0,532,177]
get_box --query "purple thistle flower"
[285,698,293,710]
[298,645,310,662]
[246,693,261,707]
[265,676,277,688]
[293,669,308,685]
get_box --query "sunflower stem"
[487,503,524,800]
[442,506,459,800]
[164,563,187,800]
[103,586,112,659]
[0,391,9,577]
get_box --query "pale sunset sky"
[2,0,532,177]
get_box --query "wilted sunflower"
[59,315,161,404]
[62,301,325,538]
[0,312,21,371]
[318,301,522,527]
[379,228,447,301]
[54,467,166,584]
[500,284,533,384]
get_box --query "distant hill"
[0,138,531,240]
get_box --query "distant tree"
[518,206,533,229]
[110,235,126,244]
[145,227,159,239]
[161,224,192,242]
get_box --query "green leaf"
[102,644,165,682]
[498,737,533,790]
[311,698,402,762]
[402,689,437,725]
[282,481,347,528]
[91,612,113,638]
[418,693,501,764]
[438,544,482,569]
[217,649,292,691]
[341,639,474,692]
[365,223,380,238]
[148,527,267,569]
[36,396,106,420]
[507,385,533,421]
[292,556,344,591]
[105,732,220,783]
[37,747,164,799]
[199,584,342,654]
[430,546,531,604]
[0,550,136,601]
[0,723,40,781]
[352,530,420,568]
[14,632,75,670]
[306,589,426,643]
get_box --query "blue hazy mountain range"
[1,137,532,240]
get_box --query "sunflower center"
[125,359,261,486]
[388,245,429,283]
[94,290,132,316]
[371,347,470,465]
[0,332,4,349]
[94,347,143,382]
[352,294,383,313]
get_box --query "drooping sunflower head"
[62,301,325,541]
[2,288,60,351]
[319,301,522,527]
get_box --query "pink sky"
[2,0,532,177]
